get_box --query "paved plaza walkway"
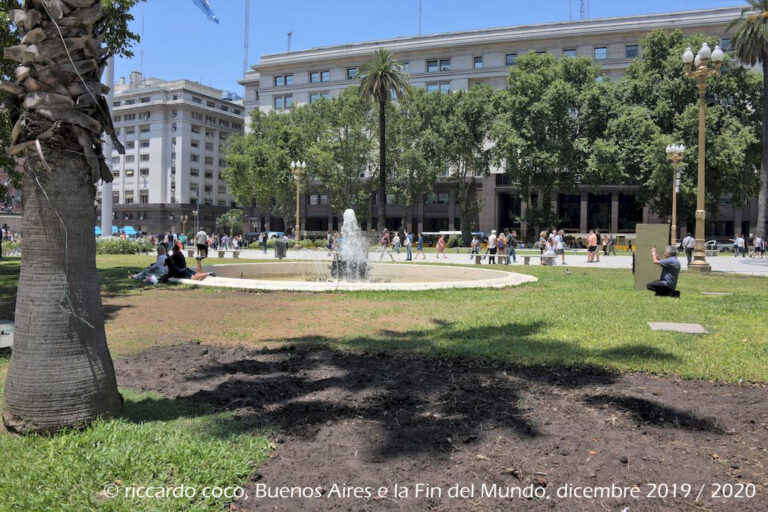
[223,248,768,277]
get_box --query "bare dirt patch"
[116,343,768,511]
[102,288,434,355]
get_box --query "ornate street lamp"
[181,214,188,237]
[291,160,307,249]
[665,144,685,245]
[683,42,723,272]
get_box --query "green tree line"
[224,30,763,244]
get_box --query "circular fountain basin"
[174,262,537,292]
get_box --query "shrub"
[1,240,21,255]
[447,235,461,248]
[96,238,154,255]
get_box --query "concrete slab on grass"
[701,292,731,296]
[648,322,708,334]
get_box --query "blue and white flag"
[192,0,219,24]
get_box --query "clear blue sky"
[115,0,745,94]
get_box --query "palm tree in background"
[729,0,768,238]
[358,48,410,230]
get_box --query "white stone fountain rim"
[170,262,537,292]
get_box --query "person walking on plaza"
[487,230,498,264]
[497,232,506,264]
[556,229,566,265]
[195,227,208,259]
[646,245,681,298]
[607,234,616,256]
[538,231,547,255]
[509,230,518,263]
[436,234,447,259]
[681,232,694,264]
[587,230,597,263]
[405,230,413,261]
[393,232,401,254]
[735,234,746,257]
[595,229,602,262]
[260,231,268,254]
[416,232,426,260]
[378,228,396,262]
[470,235,480,260]
[754,234,764,258]
[602,233,609,257]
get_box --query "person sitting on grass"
[166,243,215,281]
[128,245,169,284]
[647,245,681,298]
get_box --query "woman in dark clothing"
[166,243,214,280]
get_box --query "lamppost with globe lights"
[665,144,685,245]
[180,214,188,240]
[682,42,723,272]
[291,160,307,249]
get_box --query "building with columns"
[241,7,761,239]
[97,72,246,235]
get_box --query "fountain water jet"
[330,209,370,281]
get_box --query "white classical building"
[240,7,760,239]
[99,72,245,234]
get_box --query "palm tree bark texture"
[2,0,124,434]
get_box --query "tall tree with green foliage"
[358,48,410,230]
[589,30,760,228]
[493,53,598,234]
[305,88,375,219]
[216,209,244,237]
[729,0,768,236]
[223,109,314,231]
[434,85,496,243]
[1,0,141,433]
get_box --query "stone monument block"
[634,224,671,291]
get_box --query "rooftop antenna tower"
[419,0,422,36]
[579,0,589,20]
[243,0,250,74]
[287,31,292,52]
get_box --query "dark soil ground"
[116,343,768,512]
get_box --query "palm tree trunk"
[3,150,122,434]
[758,60,768,238]
[378,99,386,231]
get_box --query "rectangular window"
[474,56,483,69]
[140,154,149,161]
[114,115,121,122]
[440,82,451,93]
[625,45,639,59]
[139,190,148,203]
[310,70,330,83]
[564,48,577,58]
[274,96,284,110]
[310,194,319,205]
[401,62,409,73]
[191,125,201,133]
[112,170,120,178]
[309,92,329,104]
[191,140,199,148]
[140,168,149,176]
[346,67,358,79]
[721,38,732,52]
[140,140,149,148]
[274,74,293,87]
[125,127,135,135]
[205,156,213,165]
[427,60,438,72]
[190,168,199,177]
[285,74,293,85]
[505,53,517,66]
[204,171,213,179]
[594,47,607,60]
[440,58,450,71]
[112,192,119,203]
[426,83,438,93]
[206,100,216,107]
[427,81,450,93]
[125,155,134,163]
[192,97,201,104]
[112,156,120,164]
[125,169,134,176]
[205,142,214,151]
[204,185,212,193]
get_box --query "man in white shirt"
[487,230,497,265]
[735,234,746,258]
[681,232,695,265]
[195,228,208,259]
